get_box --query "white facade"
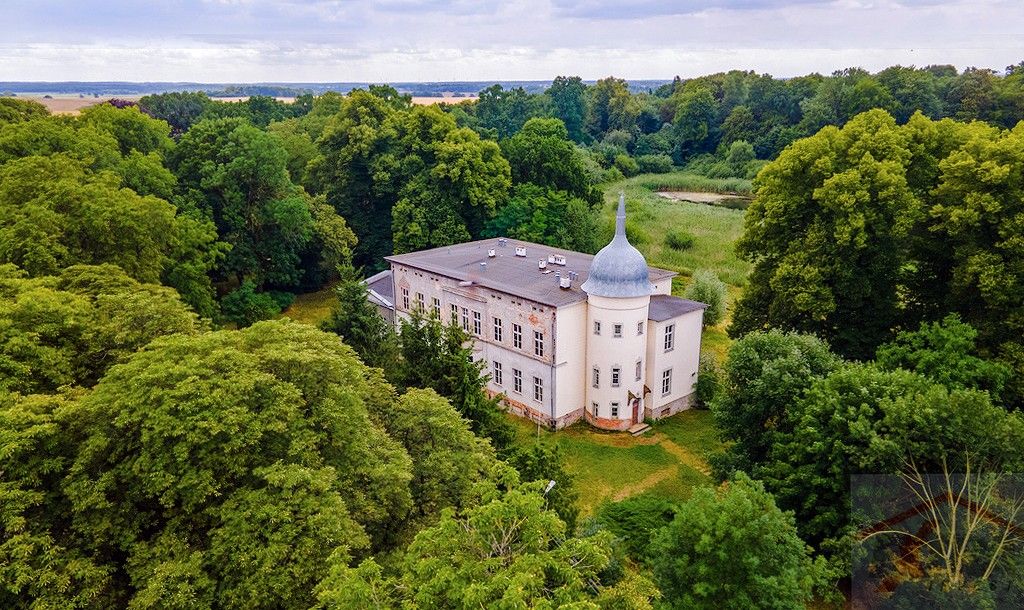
[382,198,705,431]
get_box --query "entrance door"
[631,397,640,423]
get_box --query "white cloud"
[0,0,1020,81]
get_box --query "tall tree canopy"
[732,110,1024,403]
[314,467,657,609]
[650,475,819,610]
[1,322,418,608]
[0,263,202,395]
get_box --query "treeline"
[443,63,1024,178]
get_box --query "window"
[611,366,621,387]
[637,321,644,335]
[493,317,503,341]
[662,368,673,396]
[635,360,643,381]
[664,324,675,352]
[513,368,522,393]
[533,376,543,402]
[432,297,440,318]
[613,323,622,338]
[472,311,482,336]
[592,367,600,388]
[493,361,503,385]
[611,402,619,418]
[401,287,409,310]
[415,292,425,311]
[593,321,601,335]
[461,307,469,332]
[592,402,599,417]
[450,303,458,324]
[512,323,523,349]
[534,331,544,357]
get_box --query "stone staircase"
[627,422,651,437]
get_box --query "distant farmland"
[20,94,477,115]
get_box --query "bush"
[596,495,677,561]
[684,270,727,326]
[665,230,695,251]
[613,154,639,177]
[267,290,296,310]
[694,354,722,409]
[636,154,674,174]
[221,280,281,327]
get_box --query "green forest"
[2,61,1024,608]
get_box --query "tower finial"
[615,192,626,237]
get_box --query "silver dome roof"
[581,193,654,298]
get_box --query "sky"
[2,0,1022,82]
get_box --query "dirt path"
[612,465,678,501]
[651,433,711,476]
[609,432,711,501]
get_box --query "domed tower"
[581,194,653,430]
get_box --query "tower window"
[637,321,644,335]
[592,367,600,388]
[611,366,621,387]
[635,359,642,381]
[613,323,622,338]
[611,402,619,418]
[594,320,601,335]
[592,402,599,417]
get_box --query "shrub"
[613,154,639,177]
[684,270,727,326]
[694,353,722,409]
[636,154,674,174]
[221,280,281,327]
[664,230,695,251]
[596,494,677,561]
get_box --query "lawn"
[510,409,723,515]
[280,281,337,325]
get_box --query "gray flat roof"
[648,294,706,321]
[385,238,677,308]
[365,269,394,307]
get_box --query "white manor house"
[367,195,706,431]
